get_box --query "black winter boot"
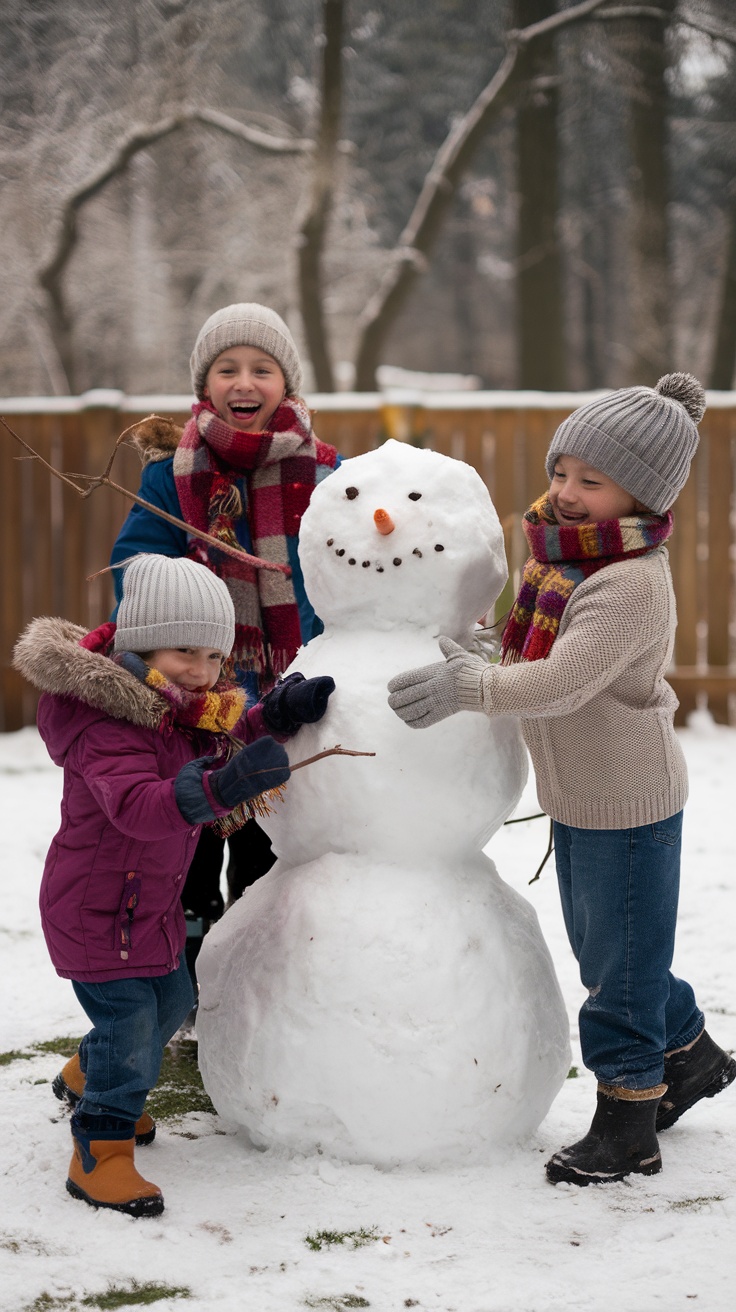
[658,1029,736,1131]
[546,1083,665,1186]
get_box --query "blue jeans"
[72,954,195,1124]
[553,813,703,1089]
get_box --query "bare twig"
[192,107,312,153]
[289,745,376,771]
[234,745,376,781]
[0,414,291,578]
[593,6,736,49]
[677,9,736,48]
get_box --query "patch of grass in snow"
[567,1066,579,1078]
[304,1226,380,1253]
[1,1036,82,1067]
[24,1283,191,1311]
[0,1048,34,1066]
[33,1037,83,1058]
[82,1282,191,1308]
[1,1233,53,1255]
[1,1035,214,1124]
[304,1298,370,1310]
[670,1195,725,1211]
[145,1039,215,1121]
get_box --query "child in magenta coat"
[14,553,333,1216]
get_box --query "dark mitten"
[208,736,290,810]
[175,738,290,824]
[260,671,335,734]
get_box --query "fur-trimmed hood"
[129,415,184,465]
[13,616,168,731]
[18,614,211,984]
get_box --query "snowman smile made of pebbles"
[196,439,570,1167]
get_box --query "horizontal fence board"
[2,395,735,730]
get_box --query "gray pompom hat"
[545,373,706,514]
[114,555,235,656]
[190,303,303,400]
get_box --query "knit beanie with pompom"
[113,554,235,656]
[545,373,706,513]
[190,303,303,400]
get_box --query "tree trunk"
[352,0,609,391]
[710,198,736,389]
[513,0,566,389]
[296,0,344,393]
[613,1,676,385]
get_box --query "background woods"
[1,0,735,396]
[1,1,735,726]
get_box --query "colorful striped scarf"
[112,650,282,833]
[135,664,246,734]
[500,494,673,664]
[173,398,337,690]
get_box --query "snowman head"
[299,440,508,638]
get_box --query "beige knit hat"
[114,555,235,656]
[545,373,706,513]
[190,303,303,400]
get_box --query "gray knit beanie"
[545,373,706,514]
[114,555,235,656]
[190,303,303,400]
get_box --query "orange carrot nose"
[374,508,395,535]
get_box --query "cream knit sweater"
[456,547,687,829]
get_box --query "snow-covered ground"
[1,718,735,1312]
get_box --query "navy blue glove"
[209,736,290,809]
[260,671,335,735]
[175,737,290,824]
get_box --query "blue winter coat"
[110,453,339,663]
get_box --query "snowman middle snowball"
[196,440,570,1166]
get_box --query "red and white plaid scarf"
[173,399,337,690]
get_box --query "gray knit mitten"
[387,637,487,729]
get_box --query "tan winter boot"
[53,1053,156,1145]
[67,1113,163,1217]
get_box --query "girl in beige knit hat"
[389,372,735,1187]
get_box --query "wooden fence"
[2,390,735,730]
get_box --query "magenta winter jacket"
[14,617,266,984]
[37,694,212,981]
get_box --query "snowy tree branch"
[353,0,612,389]
[36,109,313,393]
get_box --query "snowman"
[196,439,570,1167]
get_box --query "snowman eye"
[408,491,422,501]
[345,487,359,500]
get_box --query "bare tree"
[513,0,566,389]
[352,0,619,391]
[296,0,345,393]
[36,111,311,395]
[607,0,677,383]
[709,192,736,388]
